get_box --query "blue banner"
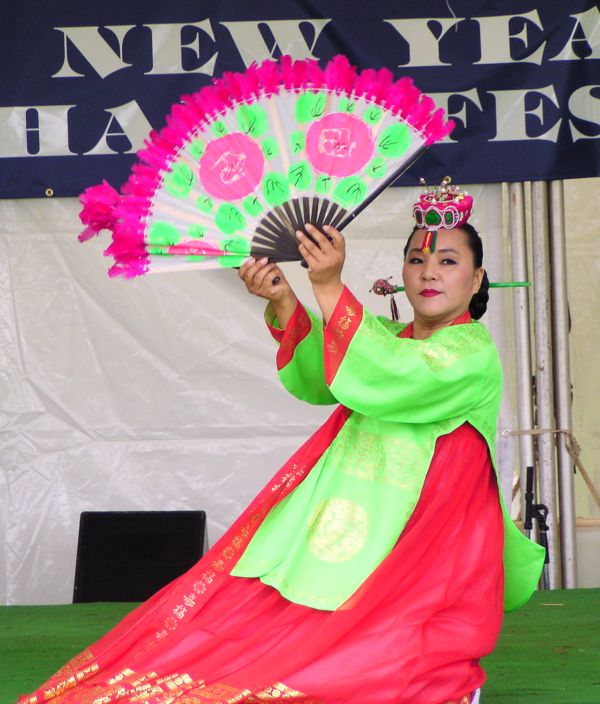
[1,1,599,198]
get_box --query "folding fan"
[79,54,453,278]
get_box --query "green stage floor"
[1,589,598,703]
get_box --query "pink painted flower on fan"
[306,113,374,178]
[199,133,265,201]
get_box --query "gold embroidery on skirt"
[38,668,202,704]
[35,667,322,704]
[42,683,122,704]
[176,681,249,702]
[248,681,322,702]
[443,696,472,704]
[39,648,99,700]
[89,669,198,703]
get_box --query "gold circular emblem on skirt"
[307,498,369,563]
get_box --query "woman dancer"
[18,184,544,704]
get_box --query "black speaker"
[73,510,208,603]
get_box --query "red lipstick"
[420,289,441,297]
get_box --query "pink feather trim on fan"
[425,109,454,144]
[253,60,281,96]
[78,181,121,242]
[78,54,454,278]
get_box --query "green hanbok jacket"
[232,287,545,612]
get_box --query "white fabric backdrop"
[0,184,518,605]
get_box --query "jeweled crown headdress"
[413,176,473,253]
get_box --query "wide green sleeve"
[265,300,337,405]
[324,288,502,424]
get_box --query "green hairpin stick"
[488,282,531,288]
[384,281,530,292]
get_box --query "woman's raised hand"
[297,224,346,323]
[296,224,346,289]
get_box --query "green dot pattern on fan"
[215,204,246,234]
[262,137,279,160]
[288,161,312,190]
[262,172,291,207]
[315,174,333,194]
[147,221,181,254]
[338,97,355,113]
[367,157,386,178]
[196,196,214,213]
[425,210,442,226]
[290,130,305,155]
[189,139,205,160]
[377,123,411,158]
[164,163,194,198]
[212,120,228,137]
[296,91,327,123]
[333,177,367,208]
[364,106,383,124]
[236,104,268,137]
[243,196,264,216]
[218,236,251,268]
[187,224,206,239]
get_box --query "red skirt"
[19,419,504,704]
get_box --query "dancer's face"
[402,228,483,329]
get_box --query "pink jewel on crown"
[413,176,473,253]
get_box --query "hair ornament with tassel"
[370,277,400,321]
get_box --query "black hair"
[403,222,489,320]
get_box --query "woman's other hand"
[238,257,298,328]
[238,257,289,302]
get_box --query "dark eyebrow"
[407,247,461,256]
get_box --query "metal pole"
[508,183,536,526]
[531,181,560,589]
[548,180,578,588]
